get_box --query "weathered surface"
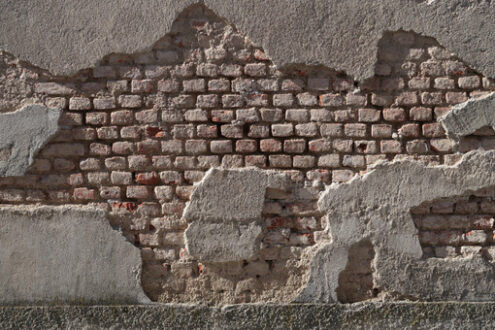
[3,303,495,329]
[440,92,495,140]
[0,205,150,304]
[1,1,495,80]
[297,150,495,302]
[0,104,60,177]
[183,167,290,262]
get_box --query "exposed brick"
[69,97,91,110]
[236,140,257,153]
[210,140,232,154]
[260,139,282,153]
[383,108,406,122]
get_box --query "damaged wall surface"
[0,0,495,308]
[1,1,495,81]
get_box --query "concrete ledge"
[2,303,495,329]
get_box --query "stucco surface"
[440,92,495,140]
[0,205,150,304]
[297,150,495,302]
[0,104,60,177]
[0,1,494,81]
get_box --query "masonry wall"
[1,3,495,305]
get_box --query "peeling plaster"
[183,167,291,263]
[1,1,495,81]
[296,150,495,302]
[440,92,495,140]
[0,104,60,177]
[0,205,150,304]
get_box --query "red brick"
[136,172,160,185]
[73,187,96,201]
[260,139,282,153]
[236,140,258,153]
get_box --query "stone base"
[2,303,495,329]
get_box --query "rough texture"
[0,104,60,177]
[1,0,495,309]
[0,205,149,304]
[440,92,495,140]
[297,150,495,302]
[184,167,289,262]
[1,1,495,81]
[4,303,495,329]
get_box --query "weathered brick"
[269,155,292,168]
[275,139,303,156]
[208,78,230,92]
[318,154,340,168]
[344,123,367,137]
[126,186,150,199]
[297,92,318,106]
[118,95,142,108]
[409,107,432,121]
[69,97,91,111]
[73,187,96,201]
[295,123,318,137]
[260,139,282,153]
[358,108,380,122]
[157,79,180,93]
[271,124,293,137]
[293,155,315,168]
[196,94,218,108]
[111,110,133,125]
[237,108,260,123]
[236,140,257,153]
[244,63,266,77]
[210,140,232,154]
[380,140,402,153]
[112,141,135,155]
[248,125,270,138]
[308,139,332,153]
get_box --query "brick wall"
[0,5,494,304]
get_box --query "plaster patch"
[0,205,150,304]
[440,92,495,140]
[0,104,60,177]
[183,167,291,263]
[296,150,495,302]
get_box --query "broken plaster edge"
[439,91,495,141]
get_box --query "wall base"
[2,302,495,329]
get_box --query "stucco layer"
[0,205,149,304]
[1,1,495,81]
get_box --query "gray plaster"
[440,92,495,140]
[0,205,150,304]
[0,104,60,177]
[297,150,495,302]
[1,1,495,81]
[183,167,290,262]
[3,303,495,329]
